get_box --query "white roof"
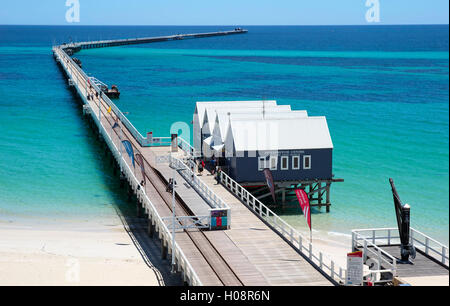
[215,110,308,142]
[203,136,213,145]
[228,117,333,151]
[204,105,292,135]
[195,100,277,128]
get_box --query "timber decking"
[374,245,449,278]
[196,172,332,286]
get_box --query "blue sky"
[0,0,448,25]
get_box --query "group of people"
[194,156,221,183]
[86,91,99,101]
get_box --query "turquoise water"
[0,26,448,243]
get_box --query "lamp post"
[118,112,130,173]
[169,155,186,274]
[171,160,177,273]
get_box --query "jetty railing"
[171,156,229,209]
[169,156,231,230]
[351,229,398,281]
[218,171,346,284]
[60,29,247,52]
[57,45,196,151]
[54,46,203,286]
[178,138,197,157]
[352,228,449,267]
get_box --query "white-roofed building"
[211,110,309,151]
[223,117,334,183]
[193,101,277,156]
[191,101,341,211]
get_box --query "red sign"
[347,251,363,258]
[295,189,311,230]
[263,168,276,203]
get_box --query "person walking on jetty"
[198,160,204,176]
[210,156,217,175]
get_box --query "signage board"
[346,251,364,286]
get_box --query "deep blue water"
[0,25,448,243]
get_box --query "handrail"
[57,45,196,152]
[170,156,230,211]
[411,228,448,266]
[178,137,198,157]
[218,170,346,284]
[54,47,203,286]
[351,231,397,279]
[352,227,449,273]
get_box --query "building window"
[258,157,266,171]
[292,156,300,170]
[270,156,277,170]
[303,155,311,170]
[281,156,289,170]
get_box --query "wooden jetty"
[52,31,349,286]
[59,29,247,55]
[352,228,449,286]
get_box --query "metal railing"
[411,228,449,266]
[219,171,346,284]
[55,46,182,148]
[54,47,203,286]
[170,156,230,212]
[178,137,198,157]
[351,229,398,281]
[352,228,449,268]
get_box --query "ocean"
[0,25,448,243]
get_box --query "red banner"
[263,168,276,203]
[295,189,311,230]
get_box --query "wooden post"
[148,220,154,238]
[326,182,331,213]
[136,197,142,218]
[127,183,133,201]
[119,172,125,188]
[161,240,168,260]
[317,182,322,209]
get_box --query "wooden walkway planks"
[196,172,332,286]
[375,245,449,278]
[146,147,213,217]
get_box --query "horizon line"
[1,23,449,27]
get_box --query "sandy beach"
[0,212,352,286]
[0,214,175,286]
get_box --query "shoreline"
[0,211,353,285]
[0,212,171,286]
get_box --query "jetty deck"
[360,245,449,286]
[52,31,345,286]
[60,29,247,53]
[352,228,449,286]
[196,171,332,285]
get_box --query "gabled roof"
[228,117,333,151]
[194,100,277,129]
[205,105,292,135]
[215,110,308,142]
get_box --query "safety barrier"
[219,171,346,284]
[54,46,203,286]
